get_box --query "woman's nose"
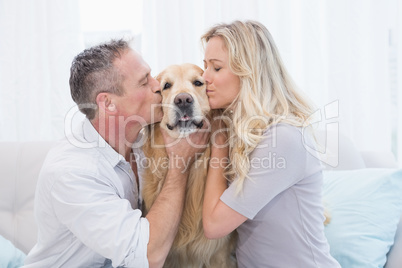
[202,69,211,84]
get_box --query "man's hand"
[146,121,210,267]
[161,123,210,172]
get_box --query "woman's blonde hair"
[201,20,315,193]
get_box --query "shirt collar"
[82,118,126,167]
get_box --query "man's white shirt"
[23,118,149,268]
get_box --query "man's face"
[112,49,162,127]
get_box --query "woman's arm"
[202,122,247,239]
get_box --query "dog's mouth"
[166,113,204,132]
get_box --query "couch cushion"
[0,142,55,254]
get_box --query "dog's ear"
[155,70,165,83]
[196,65,204,76]
[144,124,152,136]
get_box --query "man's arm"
[145,126,209,267]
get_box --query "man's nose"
[150,76,161,94]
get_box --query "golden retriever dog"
[141,63,237,268]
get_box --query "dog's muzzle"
[166,93,204,131]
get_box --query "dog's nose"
[174,93,193,107]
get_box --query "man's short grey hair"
[69,39,131,120]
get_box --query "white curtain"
[0,0,400,165]
[0,0,83,141]
[141,0,397,157]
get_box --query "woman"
[202,20,340,267]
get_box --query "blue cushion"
[1,169,400,267]
[323,169,402,268]
[0,235,26,268]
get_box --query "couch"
[0,132,401,267]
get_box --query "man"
[23,39,209,267]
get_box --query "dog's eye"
[163,82,171,90]
[194,80,204,87]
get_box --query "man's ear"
[96,93,117,115]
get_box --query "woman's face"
[203,36,240,110]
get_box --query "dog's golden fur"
[141,63,236,268]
